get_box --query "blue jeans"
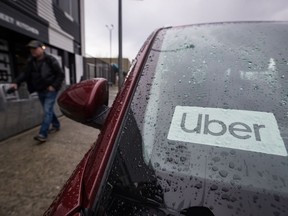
[37,91,60,138]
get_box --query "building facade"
[0,0,85,140]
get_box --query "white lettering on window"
[0,12,39,36]
[0,12,14,24]
[168,106,287,156]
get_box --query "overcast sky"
[84,0,288,61]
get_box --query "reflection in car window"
[95,23,288,215]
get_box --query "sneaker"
[49,127,60,134]
[34,134,47,142]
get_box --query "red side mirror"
[58,78,109,128]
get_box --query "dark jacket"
[14,53,65,93]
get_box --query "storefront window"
[0,39,12,83]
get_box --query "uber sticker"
[167,106,287,156]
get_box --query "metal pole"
[110,28,112,65]
[117,0,143,90]
[105,24,114,65]
[118,0,123,91]
[106,24,114,84]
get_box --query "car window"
[142,22,288,159]
[95,22,288,215]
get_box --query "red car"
[45,21,288,216]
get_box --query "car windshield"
[95,22,288,215]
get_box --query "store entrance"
[0,27,31,83]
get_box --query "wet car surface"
[45,21,288,216]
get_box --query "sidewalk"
[0,85,119,216]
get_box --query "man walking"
[10,40,65,142]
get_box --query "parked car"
[45,21,288,216]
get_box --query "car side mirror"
[57,78,110,129]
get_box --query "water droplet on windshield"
[229,162,235,169]
[210,184,218,191]
[154,162,160,168]
[254,85,259,90]
[233,174,241,180]
[274,194,280,202]
[221,194,230,200]
[273,175,278,181]
[280,100,287,106]
[219,170,228,178]
[212,157,220,162]
[180,156,187,162]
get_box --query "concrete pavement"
[0,85,119,216]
